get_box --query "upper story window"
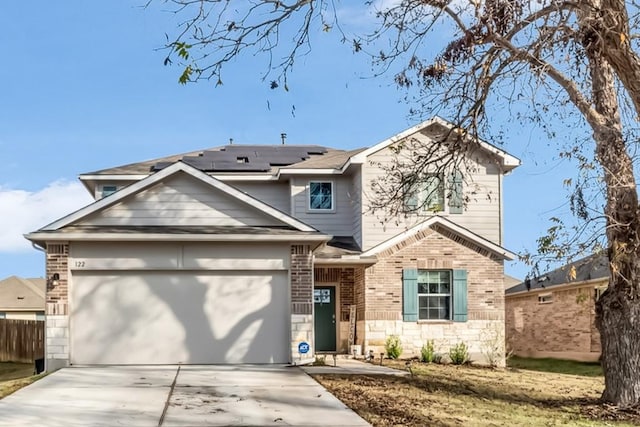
[308,181,334,211]
[101,185,118,198]
[538,293,553,304]
[417,270,452,320]
[403,173,445,213]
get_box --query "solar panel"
[151,145,330,172]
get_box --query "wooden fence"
[0,319,45,363]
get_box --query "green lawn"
[508,356,603,377]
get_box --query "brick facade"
[360,228,506,365]
[45,242,70,370]
[505,283,603,362]
[290,245,314,364]
[291,245,313,315]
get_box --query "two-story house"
[26,117,519,371]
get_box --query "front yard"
[312,359,640,426]
[0,362,42,399]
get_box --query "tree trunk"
[582,0,640,406]
[597,290,640,406]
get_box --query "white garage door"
[70,271,289,365]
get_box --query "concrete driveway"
[0,365,369,426]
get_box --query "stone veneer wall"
[361,228,506,365]
[290,245,314,364]
[45,242,70,371]
[505,284,602,362]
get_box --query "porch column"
[290,244,314,365]
[45,242,70,371]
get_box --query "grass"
[508,356,603,377]
[0,362,43,399]
[312,360,638,426]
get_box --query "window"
[101,185,118,198]
[35,311,45,321]
[538,293,553,304]
[0,312,5,319]
[418,270,452,320]
[403,173,444,213]
[403,268,467,322]
[309,181,334,211]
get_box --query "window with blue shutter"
[402,174,444,213]
[402,268,468,322]
[452,269,468,322]
[448,170,463,214]
[402,268,418,321]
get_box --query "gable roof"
[34,161,318,233]
[361,216,516,260]
[350,116,520,171]
[506,253,609,295]
[81,145,339,177]
[0,276,45,311]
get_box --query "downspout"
[498,170,503,246]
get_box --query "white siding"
[69,242,290,271]
[351,168,363,249]
[4,311,40,321]
[81,172,283,227]
[290,175,357,236]
[361,132,502,250]
[231,181,291,213]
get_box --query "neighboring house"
[505,254,608,362]
[0,276,45,320]
[26,117,520,370]
[504,275,521,292]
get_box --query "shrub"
[421,340,436,363]
[312,355,327,366]
[385,335,403,359]
[449,342,470,365]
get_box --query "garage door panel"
[70,271,289,365]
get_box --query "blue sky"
[0,1,575,280]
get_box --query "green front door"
[314,287,336,352]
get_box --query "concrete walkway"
[0,365,370,427]
[302,357,410,376]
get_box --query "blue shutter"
[453,269,468,322]
[448,170,463,214]
[403,268,418,322]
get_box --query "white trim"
[25,232,331,243]
[41,162,317,232]
[279,169,343,175]
[79,174,148,181]
[361,216,517,260]
[350,116,520,171]
[80,173,280,182]
[210,174,278,181]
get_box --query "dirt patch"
[313,361,640,426]
[0,362,42,399]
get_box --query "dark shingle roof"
[84,145,350,176]
[506,253,609,294]
[316,236,362,258]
